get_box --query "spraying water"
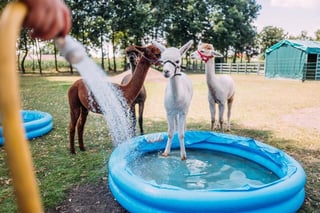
[55,36,134,145]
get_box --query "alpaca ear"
[133,45,146,53]
[152,41,166,52]
[179,40,193,56]
[126,45,138,53]
[211,49,223,57]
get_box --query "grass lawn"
[0,72,320,212]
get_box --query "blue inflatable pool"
[0,110,53,145]
[109,131,306,213]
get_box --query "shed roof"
[266,39,320,54]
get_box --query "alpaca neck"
[120,56,150,104]
[130,60,137,74]
[205,58,217,83]
[169,75,183,99]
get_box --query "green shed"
[265,39,320,81]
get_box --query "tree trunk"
[100,31,105,70]
[232,51,237,63]
[21,38,28,74]
[54,43,59,72]
[69,64,73,74]
[17,51,21,71]
[35,39,42,74]
[112,33,117,72]
[21,49,28,74]
[108,52,112,71]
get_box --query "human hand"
[22,0,71,40]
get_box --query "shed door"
[306,54,317,80]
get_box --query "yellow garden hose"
[0,2,43,212]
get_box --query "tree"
[97,0,150,72]
[230,0,260,63]
[315,29,320,41]
[159,0,203,47]
[18,29,31,74]
[258,26,287,55]
[11,0,266,73]
[289,30,313,41]
[203,0,261,62]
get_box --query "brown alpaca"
[68,44,161,154]
[121,48,146,135]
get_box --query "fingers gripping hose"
[0,2,43,213]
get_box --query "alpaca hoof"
[80,147,86,152]
[181,156,187,161]
[162,152,169,157]
[70,150,76,155]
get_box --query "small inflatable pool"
[109,131,306,213]
[0,110,53,145]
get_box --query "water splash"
[55,36,134,145]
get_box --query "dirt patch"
[47,182,128,213]
[282,107,320,132]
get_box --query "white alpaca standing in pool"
[153,40,193,160]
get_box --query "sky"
[254,0,320,37]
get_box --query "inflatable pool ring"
[0,110,53,145]
[109,131,306,213]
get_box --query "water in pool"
[129,149,279,190]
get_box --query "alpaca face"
[126,49,141,72]
[160,47,182,78]
[191,43,212,59]
[126,45,161,65]
[152,40,193,79]
[191,43,222,61]
[126,49,140,65]
[144,45,162,65]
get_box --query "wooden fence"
[186,62,265,75]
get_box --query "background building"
[265,40,320,81]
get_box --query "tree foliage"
[203,0,261,61]
[315,30,320,41]
[289,30,313,41]
[258,26,287,55]
[1,0,264,72]
[64,0,262,64]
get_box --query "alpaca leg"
[218,104,225,132]
[226,96,234,131]
[177,114,187,160]
[163,115,175,157]
[138,102,144,135]
[69,108,80,154]
[77,107,88,152]
[209,102,216,130]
